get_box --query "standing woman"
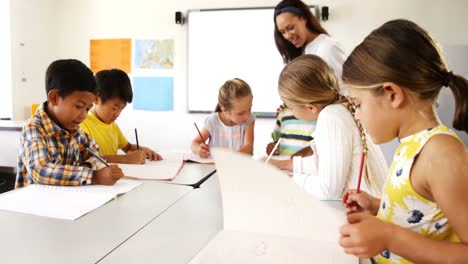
[267,0,347,165]
[274,0,346,79]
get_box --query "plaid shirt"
[16,102,106,188]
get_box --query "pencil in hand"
[134,128,140,150]
[265,138,282,164]
[86,147,109,167]
[194,122,205,143]
[356,152,366,193]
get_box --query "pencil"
[194,122,205,143]
[135,128,140,150]
[86,147,109,167]
[356,152,366,193]
[265,138,282,164]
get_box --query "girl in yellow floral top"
[339,19,468,263]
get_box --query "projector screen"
[187,7,306,116]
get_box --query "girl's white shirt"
[292,104,388,200]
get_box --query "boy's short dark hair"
[45,59,96,97]
[95,69,133,103]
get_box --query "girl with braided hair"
[268,54,388,200]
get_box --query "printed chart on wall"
[134,39,174,69]
[89,38,175,111]
[133,39,175,111]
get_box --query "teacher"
[274,0,346,78]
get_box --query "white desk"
[99,176,223,264]
[0,181,192,264]
[0,161,373,264]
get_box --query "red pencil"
[356,152,366,193]
[194,122,205,143]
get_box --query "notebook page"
[212,148,346,242]
[0,184,115,220]
[70,179,142,195]
[182,153,214,164]
[120,159,184,180]
[189,149,356,263]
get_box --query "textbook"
[120,159,185,180]
[0,179,142,220]
[189,149,357,264]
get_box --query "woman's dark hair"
[274,0,328,64]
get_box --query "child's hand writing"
[92,164,123,185]
[198,142,210,158]
[266,142,280,155]
[126,150,146,164]
[339,212,393,258]
[342,189,380,215]
[141,147,162,161]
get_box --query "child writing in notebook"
[340,19,468,263]
[17,59,123,187]
[81,69,162,164]
[269,54,388,200]
[191,78,255,158]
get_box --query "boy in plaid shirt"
[16,59,123,188]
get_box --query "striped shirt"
[205,112,255,150]
[272,108,316,156]
[16,102,106,188]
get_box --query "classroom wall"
[10,0,468,159]
[0,0,12,119]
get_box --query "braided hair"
[278,54,381,196]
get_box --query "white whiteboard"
[187,8,285,116]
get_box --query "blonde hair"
[279,54,380,195]
[214,78,253,112]
[343,19,468,133]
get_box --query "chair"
[30,103,40,116]
[0,167,15,193]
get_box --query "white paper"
[0,185,113,220]
[119,159,184,180]
[70,179,142,195]
[190,149,356,264]
[182,153,214,164]
[0,180,142,220]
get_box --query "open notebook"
[0,179,141,220]
[189,149,357,264]
[119,159,185,180]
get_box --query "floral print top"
[375,125,460,264]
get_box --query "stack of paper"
[0,179,141,220]
[189,149,356,264]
